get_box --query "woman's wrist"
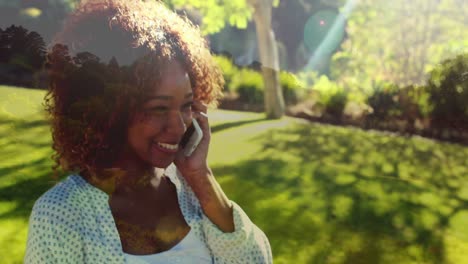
[185,169,235,233]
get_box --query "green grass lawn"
[1,85,468,263]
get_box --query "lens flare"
[302,0,358,76]
[303,9,345,54]
[20,7,42,18]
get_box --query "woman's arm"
[172,166,273,264]
[186,168,235,232]
[174,102,235,233]
[175,102,273,263]
[200,199,273,264]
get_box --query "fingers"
[192,100,210,135]
[192,111,211,138]
[174,100,211,170]
[192,100,207,114]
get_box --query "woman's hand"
[174,100,211,181]
[173,101,234,232]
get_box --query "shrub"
[216,56,305,107]
[326,90,348,118]
[425,53,468,130]
[403,85,430,116]
[229,68,264,104]
[229,67,305,106]
[367,83,400,119]
[280,71,303,105]
[397,85,430,120]
[313,75,348,119]
[213,55,237,92]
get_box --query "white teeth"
[156,142,179,150]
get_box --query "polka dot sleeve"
[201,201,273,264]
[24,187,84,263]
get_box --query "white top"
[24,163,272,264]
[124,228,212,264]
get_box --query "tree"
[168,0,285,118]
[248,0,284,118]
[426,53,468,131]
[331,0,467,92]
[0,25,46,87]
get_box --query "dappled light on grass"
[0,113,59,219]
[0,114,60,262]
[213,123,468,263]
[0,86,46,119]
[0,87,62,262]
[0,219,29,262]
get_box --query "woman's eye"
[144,106,168,115]
[182,102,193,112]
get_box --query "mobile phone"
[180,118,203,156]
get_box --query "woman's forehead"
[143,60,192,99]
[161,60,190,85]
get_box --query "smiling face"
[117,60,193,171]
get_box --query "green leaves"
[167,0,272,34]
[229,12,249,29]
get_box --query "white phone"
[182,118,203,156]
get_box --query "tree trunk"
[250,0,285,119]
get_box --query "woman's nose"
[166,111,187,136]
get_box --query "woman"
[24,0,272,263]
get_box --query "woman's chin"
[149,149,178,168]
[151,158,174,169]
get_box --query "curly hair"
[44,0,224,179]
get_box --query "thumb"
[174,148,186,167]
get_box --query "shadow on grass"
[212,123,468,263]
[211,118,266,134]
[0,169,58,219]
[0,115,65,220]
